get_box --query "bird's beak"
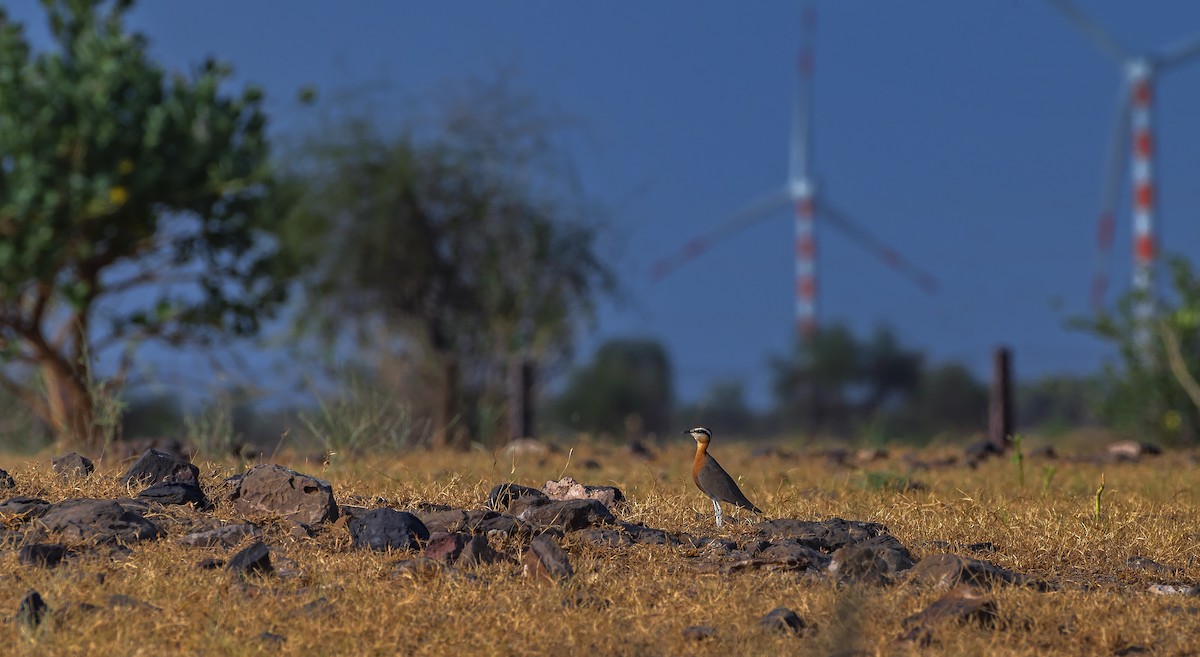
[681,430,691,436]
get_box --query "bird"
[685,427,762,527]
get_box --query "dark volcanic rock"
[179,523,261,548]
[457,534,506,566]
[0,468,13,489]
[122,448,200,487]
[426,531,507,566]
[756,517,892,552]
[349,508,429,551]
[907,553,1043,590]
[1128,555,1180,576]
[828,535,916,585]
[464,509,523,535]
[19,543,67,568]
[0,496,50,518]
[228,463,338,526]
[487,483,547,510]
[523,534,573,582]
[51,452,93,479]
[899,584,998,645]
[683,625,717,641]
[33,498,162,544]
[417,509,468,534]
[758,540,831,570]
[226,540,272,577]
[759,607,809,636]
[512,498,615,532]
[137,481,211,510]
[17,589,48,628]
[575,527,633,548]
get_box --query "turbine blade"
[1158,32,1200,68]
[817,199,939,294]
[1045,0,1129,62]
[648,189,791,281]
[1091,84,1132,311]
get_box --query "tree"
[674,378,755,437]
[881,363,988,440]
[0,0,301,449]
[552,337,674,440]
[1069,253,1200,445]
[284,75,616,448]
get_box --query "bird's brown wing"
[697,454,762,513]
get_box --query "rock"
[756,517,892,552]
[758,540,832,571]
[1148,584,1200,596]
[512,498,616,532]
[581,459,602,470]
[19,543,67,568]
[417,509,468,534]
[541,476,626,508]
[906,553,1043,590]
[759,607,808,636]
[259,632,286,646]
[0,496,50,518]
[575,527,634,548]
[16,589,48,628]
[226,540,272,578]
[486,483,547,510]
[898,584,998,645]
[198,558,225,570]
[179,523,261,548]
[0,468,13,488]
[51,452,94,479]
[348,508,429,551]
[33,498,162,544]
[1107,440,1161,461]
[121,448,200,487]
[1128,556,1180,576]
[229,464,338,526]
[964,440,1004,466]
[424,531,470,562]
[682,625,717,641]
[523,534,572,583]
[136,482,212,510]
[108,594,158,611]
[855,448,889,464]
[458,534,506,566]
[828,536,915,585]
[464,509,523,536]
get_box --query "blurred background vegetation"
[1,0,1199,458]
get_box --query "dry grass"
[2,436,1200,657]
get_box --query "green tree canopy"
[0,0,301,448]
[282,76,616,447]
[552,337,674,439]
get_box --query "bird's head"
[683,427,711,446]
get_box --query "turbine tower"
[649,0,937,342]
[1047,0,1200,355]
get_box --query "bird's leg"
[711,498,723,527]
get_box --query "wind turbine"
[1047,0,1200,355]
[648,1,938,342]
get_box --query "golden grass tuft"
[1,438,1199,656]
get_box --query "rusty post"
[507,358,535,443]
[989,346,1013,451]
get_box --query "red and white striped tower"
[1128,60,1156,353]
[792,2,818,341]
[795,188,816,339]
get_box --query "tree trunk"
[432,355,463,450]
[41,361,97,453]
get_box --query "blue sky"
[9,1,1200,409]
